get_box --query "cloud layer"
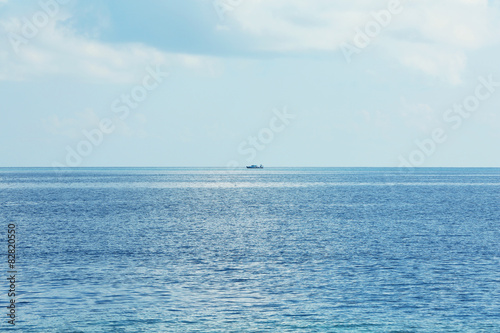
[1,0,499,84]
[221,0,500,83]
[0,1,212,83]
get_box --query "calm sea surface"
[0,168,499,332]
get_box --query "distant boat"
[246,164,263,169]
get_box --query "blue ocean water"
[0,167,499,332]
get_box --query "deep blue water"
[0,167,499,332]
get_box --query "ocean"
[1,167,499,332]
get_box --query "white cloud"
[42,108,155,142]
[223,0,500,84]
[0,16,167,83]
[388,41,467,85]
[399,98,440,132]
[43,109,102,140]
[2,0,498,85]
[361,109,392,131]
[227,0,370,52]
[0,10,215,83]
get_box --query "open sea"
[0,167,499,332]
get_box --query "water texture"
[0,168,499,332]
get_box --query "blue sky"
[1,0,499,167]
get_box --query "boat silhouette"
[246,164,263,169]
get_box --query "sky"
[1,0,500,167]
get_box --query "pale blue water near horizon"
[1,167,499,332]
